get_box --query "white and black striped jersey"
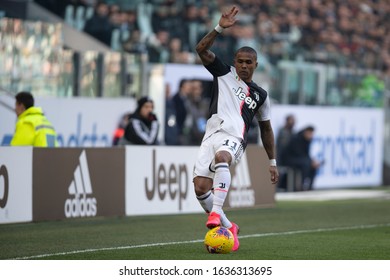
[203,56,271,143]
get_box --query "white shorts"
[193,130,245,179]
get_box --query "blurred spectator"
[276,114,296,162]
[276,114,296,190]
[11,91,58,147]
[180,3,201,52]
[151,0,182,37]
[183,79,209,145]
[164,83,180,145]
[83,2,112,46]
[147,29,170,63]
[125,10,140,34]
[108,9,121,30]
[172,79,192,144]
[168,37,184,63]
[247,119,260,145]
[122,29,146,54]
[109,3,120,15]
[118,96,159,145]
[279,125,321,191]
[112,112,131,146]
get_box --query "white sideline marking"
[13,223,390,260]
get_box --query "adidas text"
[64,194,97,218]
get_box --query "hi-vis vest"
[10,107,58,147]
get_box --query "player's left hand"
[219,6,239,28]
[269,166,279,185]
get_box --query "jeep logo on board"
[144,149,188,210]
[0,165,9,209]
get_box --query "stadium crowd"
[36,0,390,75]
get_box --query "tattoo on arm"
[195,30,218,65]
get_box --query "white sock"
[196,190,232,228]
[211,162,231,215]
[221,213,232,229]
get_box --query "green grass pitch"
[1,196,390,260]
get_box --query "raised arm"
[259,120,279,184]
[195,6,239,65]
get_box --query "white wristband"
[214,24,224,33]
[269,159,277,166]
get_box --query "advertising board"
[272,105,384,188]
[0,147,33,224]
[33,148,125,221]
[125,146,275,216]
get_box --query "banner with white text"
[271,105,384,189]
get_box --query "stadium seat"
[85,6,94,20]
[111,28,121,51]
[75,6,86,31]
[137,2,154,41]
[64,5,75,28]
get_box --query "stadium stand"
[4,0,381,112]
[30,0,390,76]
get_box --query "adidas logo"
[64,150,97,218]
[229,153,255,207]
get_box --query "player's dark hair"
[15,92,34,109]
[234,46,257,59]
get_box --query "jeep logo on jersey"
[64,150,97,218]
[0,165,9,209]
[233,87,257,109]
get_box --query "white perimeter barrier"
[0,96,384,190]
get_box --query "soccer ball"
[204,226,234,254]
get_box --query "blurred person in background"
[276,114,296,162]
[147,29,171,63]
[183,79,209,145]
[118,96,159,145]
[172,79,192,144]
[276,114,296,190]
[11,92,58,147]
[164,83,180,145]
[279,125,321,191]
[112,112,131,146]
[122,29,146,54]
[83,2,112,46]
[246,118,260,144]
[193,6,279,252]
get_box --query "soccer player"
[193,6,279,251]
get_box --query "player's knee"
[215,151,232,164]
